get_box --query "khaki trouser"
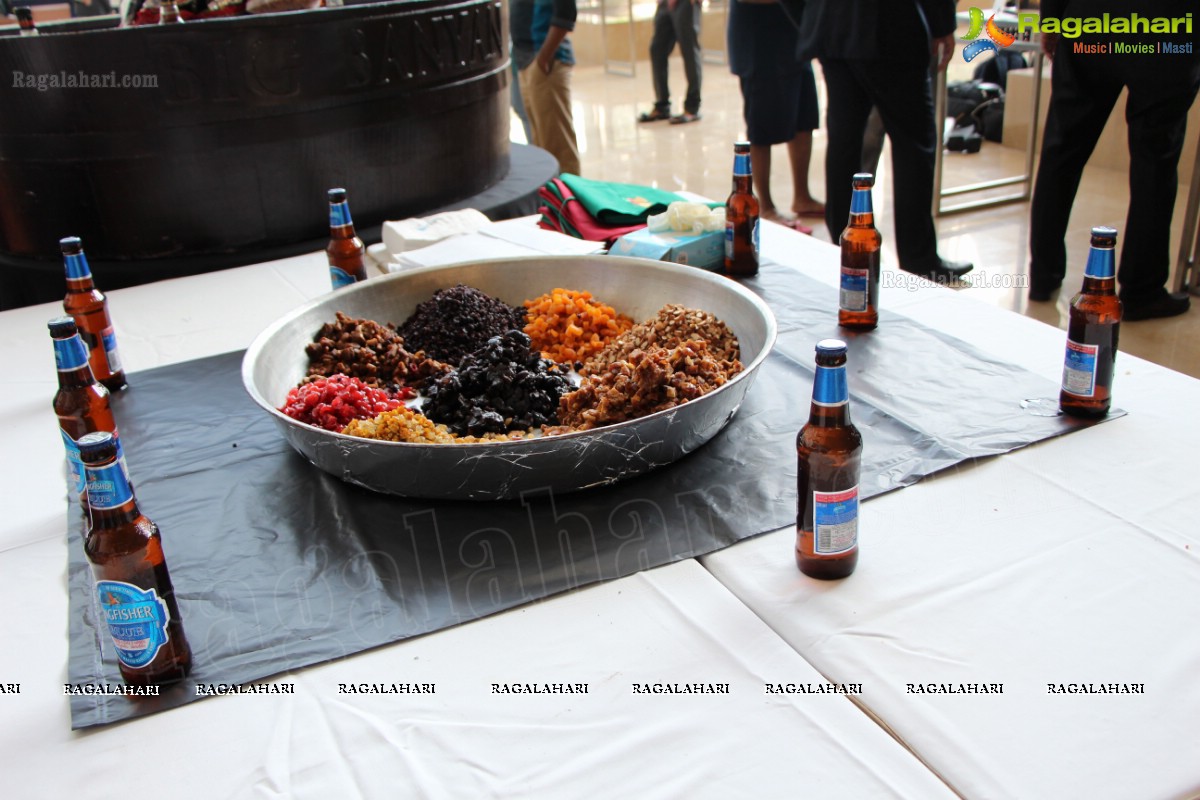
[518,60,581,176]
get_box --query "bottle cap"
[59,236,83,255]
[78,431,118,464]
[328,188,347,203]
[816,339,848,357]
[733,141,750,152]
[48,316,78,337]
[851,173,875,188]
[1090,226,1117,246]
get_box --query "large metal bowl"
[241,256,777,500]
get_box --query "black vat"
[0,1,513,307]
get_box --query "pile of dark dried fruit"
[399,284,527,366]
[422,330,573,436]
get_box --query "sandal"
[669,112,702,125]
[638,108,671,123]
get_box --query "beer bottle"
[159,0,184,23]
[16,7,39,36]
[61,236,127,392]
[326,188,369,289]
[838,173,881,331]
[796,339,862,580]
[49,317,125,505]
[1059,226,1122,418]
[723,142,760,277]
[79,431,192,687]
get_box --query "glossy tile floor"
[514,56,1200,380]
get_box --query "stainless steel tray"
[241,256,777,500]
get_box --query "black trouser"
[650,0,702,115]
[821,58,939,271]
[1029,45,1199,302]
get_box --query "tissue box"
[609,227,725,271]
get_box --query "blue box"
[608,227,725,271]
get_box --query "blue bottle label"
[813,486,858,554]
[329,266,357,289]
[724,220,761,260]
[840,267,869,312]
[96,580,171,669]
[733,153,751,177]
[329,200,353,228]
[1062,339,1099,397]
[61,429,86,496]
[812,364,848,407]
[850,187,873,215]
[101,326,122,374]
[64,251,92,281]
[1083,247,1116,279]
[53,335,90,371]
[84,460,134,509]
[62,429,127,498]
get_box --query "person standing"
[512,0,582,175]
[638,0,703,125]
[781,0,972,282]
[727,0,824,229]
[1028,0,1198,320]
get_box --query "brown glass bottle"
[79,432,192,687]
[49,317,122,505]
[61,236,127,392]
[16,7,39,35]
[1059,226,1122,418]
[723,142,760,277]
[838,173,881,331]
[796,340,862,579]
[326,188,369,289]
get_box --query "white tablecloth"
[2,218,1197,798]
[707,226,1200,799]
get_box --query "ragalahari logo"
[961,7,1016,62]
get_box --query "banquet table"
[1,218,1197,799]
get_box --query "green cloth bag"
[558,174,688,225]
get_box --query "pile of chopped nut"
[554,339,742,431]
[580,304,741,376]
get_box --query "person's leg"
[649,2,676,115]
[674,0,702,115]
[741,73,785,219]
[788,133,823,217]
[1028,48,1120,295]
[518,66,542,147]
[511,59,534,143]
[790,64,823,217]
[534,61,582,176]
[860,106,885,175]
[819,59,875,244]
[1117,75,1199,310]
[750,144,779,218]
[856,60,942,271]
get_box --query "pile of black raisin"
[399,284,527,366]
[423,330,573,436]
